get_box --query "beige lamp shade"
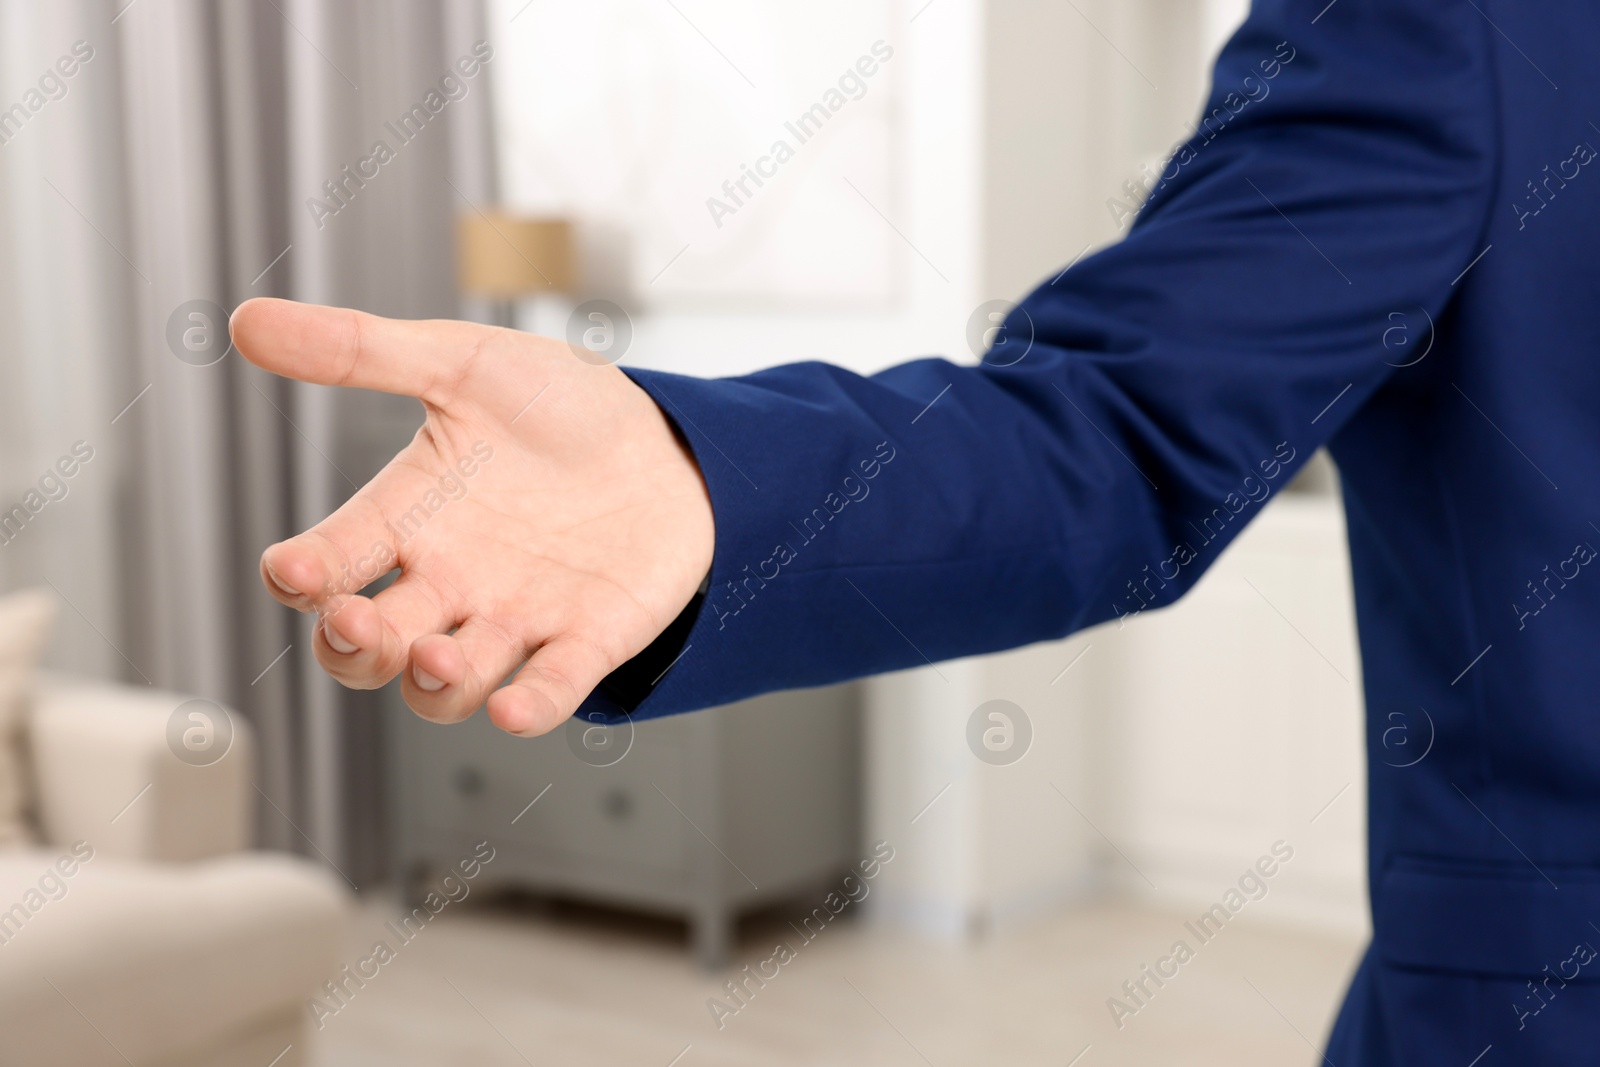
[457,212,574,296]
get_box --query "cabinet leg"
[692,907,733,970]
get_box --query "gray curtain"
[0,0,495,885]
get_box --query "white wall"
[488,0,1252,376]
[862,633,1101,937]
[491,0,986,380]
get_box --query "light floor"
[311,893,1364,1067]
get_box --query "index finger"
[229,297,489,403]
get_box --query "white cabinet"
[390,684,861,966]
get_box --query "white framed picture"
[490,0,900,307]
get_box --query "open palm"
[231,299,714,737]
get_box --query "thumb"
[230,297,484,403]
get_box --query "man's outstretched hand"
[230,299,715,737]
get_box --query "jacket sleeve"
[583,0,1498,722]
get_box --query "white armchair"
[0,674,350,1067]
[29,673,254,862]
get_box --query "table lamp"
[456,211,574,332]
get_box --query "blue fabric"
[581,0,1600,1059]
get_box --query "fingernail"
[323,619,358,655]
[264,563,300,598]
[414,665,446,692]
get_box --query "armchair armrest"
[27,672,253,862]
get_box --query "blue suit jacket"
[585,1,1600,1059]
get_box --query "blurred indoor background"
[0,1,1366,1065]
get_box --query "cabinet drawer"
[409,713,690,875]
